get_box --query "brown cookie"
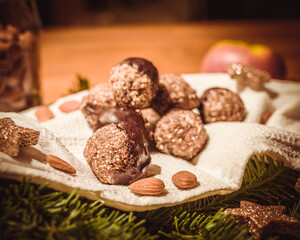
[0,117,40,156]
[0,117,20,156]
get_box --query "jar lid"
[0,0,42,33]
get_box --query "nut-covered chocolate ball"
[84,121,151,185]
[199,87,247,123]
[80,84,116,127]
[109,57,159,109]
[154,109,208,160]
[94,107,150,147]
[152,73,200,115]
[136,108,161,142]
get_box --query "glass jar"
[0,0,41,112]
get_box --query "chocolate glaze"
[120,57,158,84]
[82,103,106,122]
[94,107,150,146]
[113,121,151,185]
[84,103,98,114]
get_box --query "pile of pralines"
[81,57,247,185]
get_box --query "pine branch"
[0,179,155,240]
[186,155,299,211]
[0,154,299,239]
[68,74,90,94]
[136,155,300,239]
[158,209,252,240]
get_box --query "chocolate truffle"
[84,121,151,185]
[109,57,159,109]
[136,108,161,141]
[93,107,150,147]
[152,73,200,115]
[199,87,247,124]
[80,83,116,127]
[154,109,208,160]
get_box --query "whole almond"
[128,178,165,196]
[59,100,80,113]
[46,155,76,174]
[172,171,197,189]
[35,106,54,123]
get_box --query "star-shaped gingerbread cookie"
[227,63,271,91]
[225,200,300,239]
[0,117,40,157]
[0,117,20,156]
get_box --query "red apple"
[200,40,286,79]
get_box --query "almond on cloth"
[172,171,197,189]
[59,100,80,113]
[128,178,165,196]
[35,105,54,122]
[46,155,76,174]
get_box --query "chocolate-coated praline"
[199,87,247,123]
[80,83,116,127]
[84,121,151,185]
[94,107,150,147]
[110,57,159,109]
[152,73,200,115]
[120,57,158,83]
[154,109,208,160]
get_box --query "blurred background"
[34,0,300,104]
[37,0,299,26]
[1,0,299,110]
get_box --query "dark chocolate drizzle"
[112,121,151,185]
[94,107,150,146]
[84,103,98,114]
[119,57,158,84]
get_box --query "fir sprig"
[68,74,90,94]
[0,154,299,239]
[0,180,154,240]
[159,209,252,240]
[188,155,300,211]
[137,156,299,235]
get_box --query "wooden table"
[40,20,300,104]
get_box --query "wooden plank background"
[40,20,300,104]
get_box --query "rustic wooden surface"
[40,20,300,104]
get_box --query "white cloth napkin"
[1,73,299,211]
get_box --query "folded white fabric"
[267,100,300,133]
[1,73,299,212]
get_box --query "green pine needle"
[68,74,90,94]
[0,154,299,239]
